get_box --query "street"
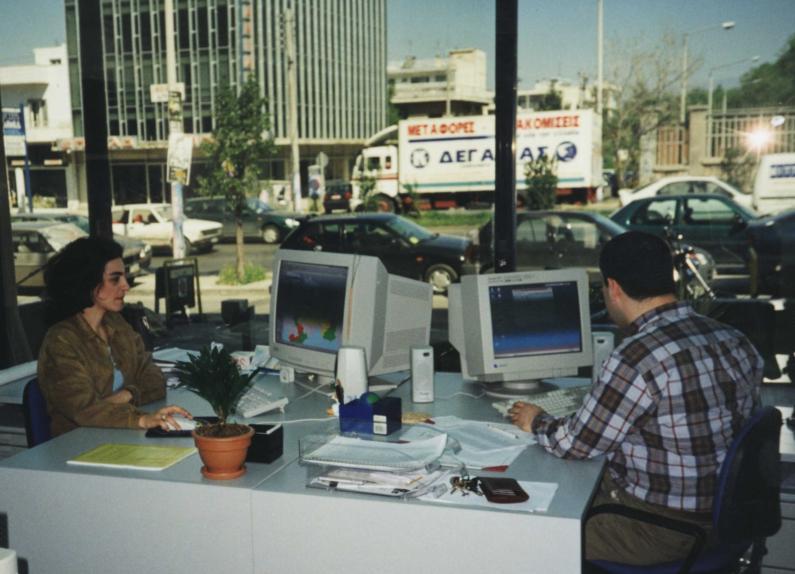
[150,241,281,277]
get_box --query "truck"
[752,153,795,215]
[351,109,602,211]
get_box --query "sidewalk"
[125,270,449,314]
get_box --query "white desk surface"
[0,371,603,574]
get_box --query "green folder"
[67,443,197,471]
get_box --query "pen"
[487,424,522,440]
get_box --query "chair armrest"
[586,504,707,574]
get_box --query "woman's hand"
[509,401,544,432]
[138,405,192,430]
[107,389,134,404]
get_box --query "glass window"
[631,199,677,226]
[383,216,433,243]
[657,182,691,196]
[684,198,735,225]
[516,217,547,243]
[703,182,732,198]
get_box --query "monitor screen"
[490,281,582,358]
[448,269,593,396]
[274,260,347,354]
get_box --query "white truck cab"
[752,153,795,214]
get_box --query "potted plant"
[173,345,256,480]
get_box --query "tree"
[524,155,557,210]
[719,147,755,192]
[536,83,563,111]
[602,33,682,187]
[729,33,795,108]
[197,76,276,282]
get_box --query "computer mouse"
[168,414,197,431]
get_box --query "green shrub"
[217,262,267,285]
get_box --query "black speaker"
[221,299,253,326]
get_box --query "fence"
[656,125,688,166]
[706,108,795,159]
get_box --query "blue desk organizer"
[339,396,402,435]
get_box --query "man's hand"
[509,401,544,432]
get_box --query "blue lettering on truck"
[437,141,577,164]
[771,163,795,179]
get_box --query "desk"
[0,373,604,573]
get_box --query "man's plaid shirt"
[532,301,763,513]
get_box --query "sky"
[1,0,793,91]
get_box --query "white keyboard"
[492,385,591,419]
[236,385,289,419]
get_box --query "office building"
[1,45,75,209]
[62,0,387,206]
[387,48,492,118]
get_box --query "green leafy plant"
[173,346,256,433]
[719,147,755,192]
[524,155,558,210]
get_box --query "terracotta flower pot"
[192,425,254,480]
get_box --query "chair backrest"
[713,406,782,543]
[22,378,52,447]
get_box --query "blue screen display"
[489,281,582,358]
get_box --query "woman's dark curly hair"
[44,236,124,325]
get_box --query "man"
[510,231,763,565]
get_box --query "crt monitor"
[448,269,593,398]
[269,249,433,382]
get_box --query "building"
[517,78,617,113]
[387,48,492,118]
[1,45,75,209]
[62,0,387,206]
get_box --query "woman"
[37,236,190,436]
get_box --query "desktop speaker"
[591,331,615,382]
[411,346,435,403]
[336,347,368,402]
[221,299,253,326]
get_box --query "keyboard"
[492,385,591,418]
[236,385,289,419]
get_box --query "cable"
[435,391,486,400]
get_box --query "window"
[703,182,732,199]
[657,182,691,196]
[631,199,677,226]
[516,217,547,243]
[27,99,47,128]
[684,198,735,225]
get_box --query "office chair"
[22,378,52,448]
[586,406,783,574]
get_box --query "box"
[245,423,284,464]
[339,396,402,436]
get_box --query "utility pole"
[165,0,187,258]
[284,7,302,211]
[596,0,603,115]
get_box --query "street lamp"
[680,20,735,124]
[708,56,760,115]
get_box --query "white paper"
[302,433,447,471]
[419,480,559,513]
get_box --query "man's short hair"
[599,231,676,300]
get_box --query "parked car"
[11,221,143,291]
[478,211,626,281]
[611,194,756,274]
[183,196,308,244]
[746,207,795,295]
[322,180,354,213]
[10,211,151,277]
[280,213,476,293]
[111,203,222,254]
[618,176,754,210]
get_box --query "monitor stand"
[482,379,558,400]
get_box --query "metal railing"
[656,125,688,166]
[706,107,795,158]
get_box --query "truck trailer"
[351,109,602,211]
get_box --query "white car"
[618,176,754,211]
[112,203,222,254]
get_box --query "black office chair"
[22,378,52,448]
[586,406,783,574]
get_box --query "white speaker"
[336,347,368,403]
[592,331,615,382]
[411,346,435,403]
